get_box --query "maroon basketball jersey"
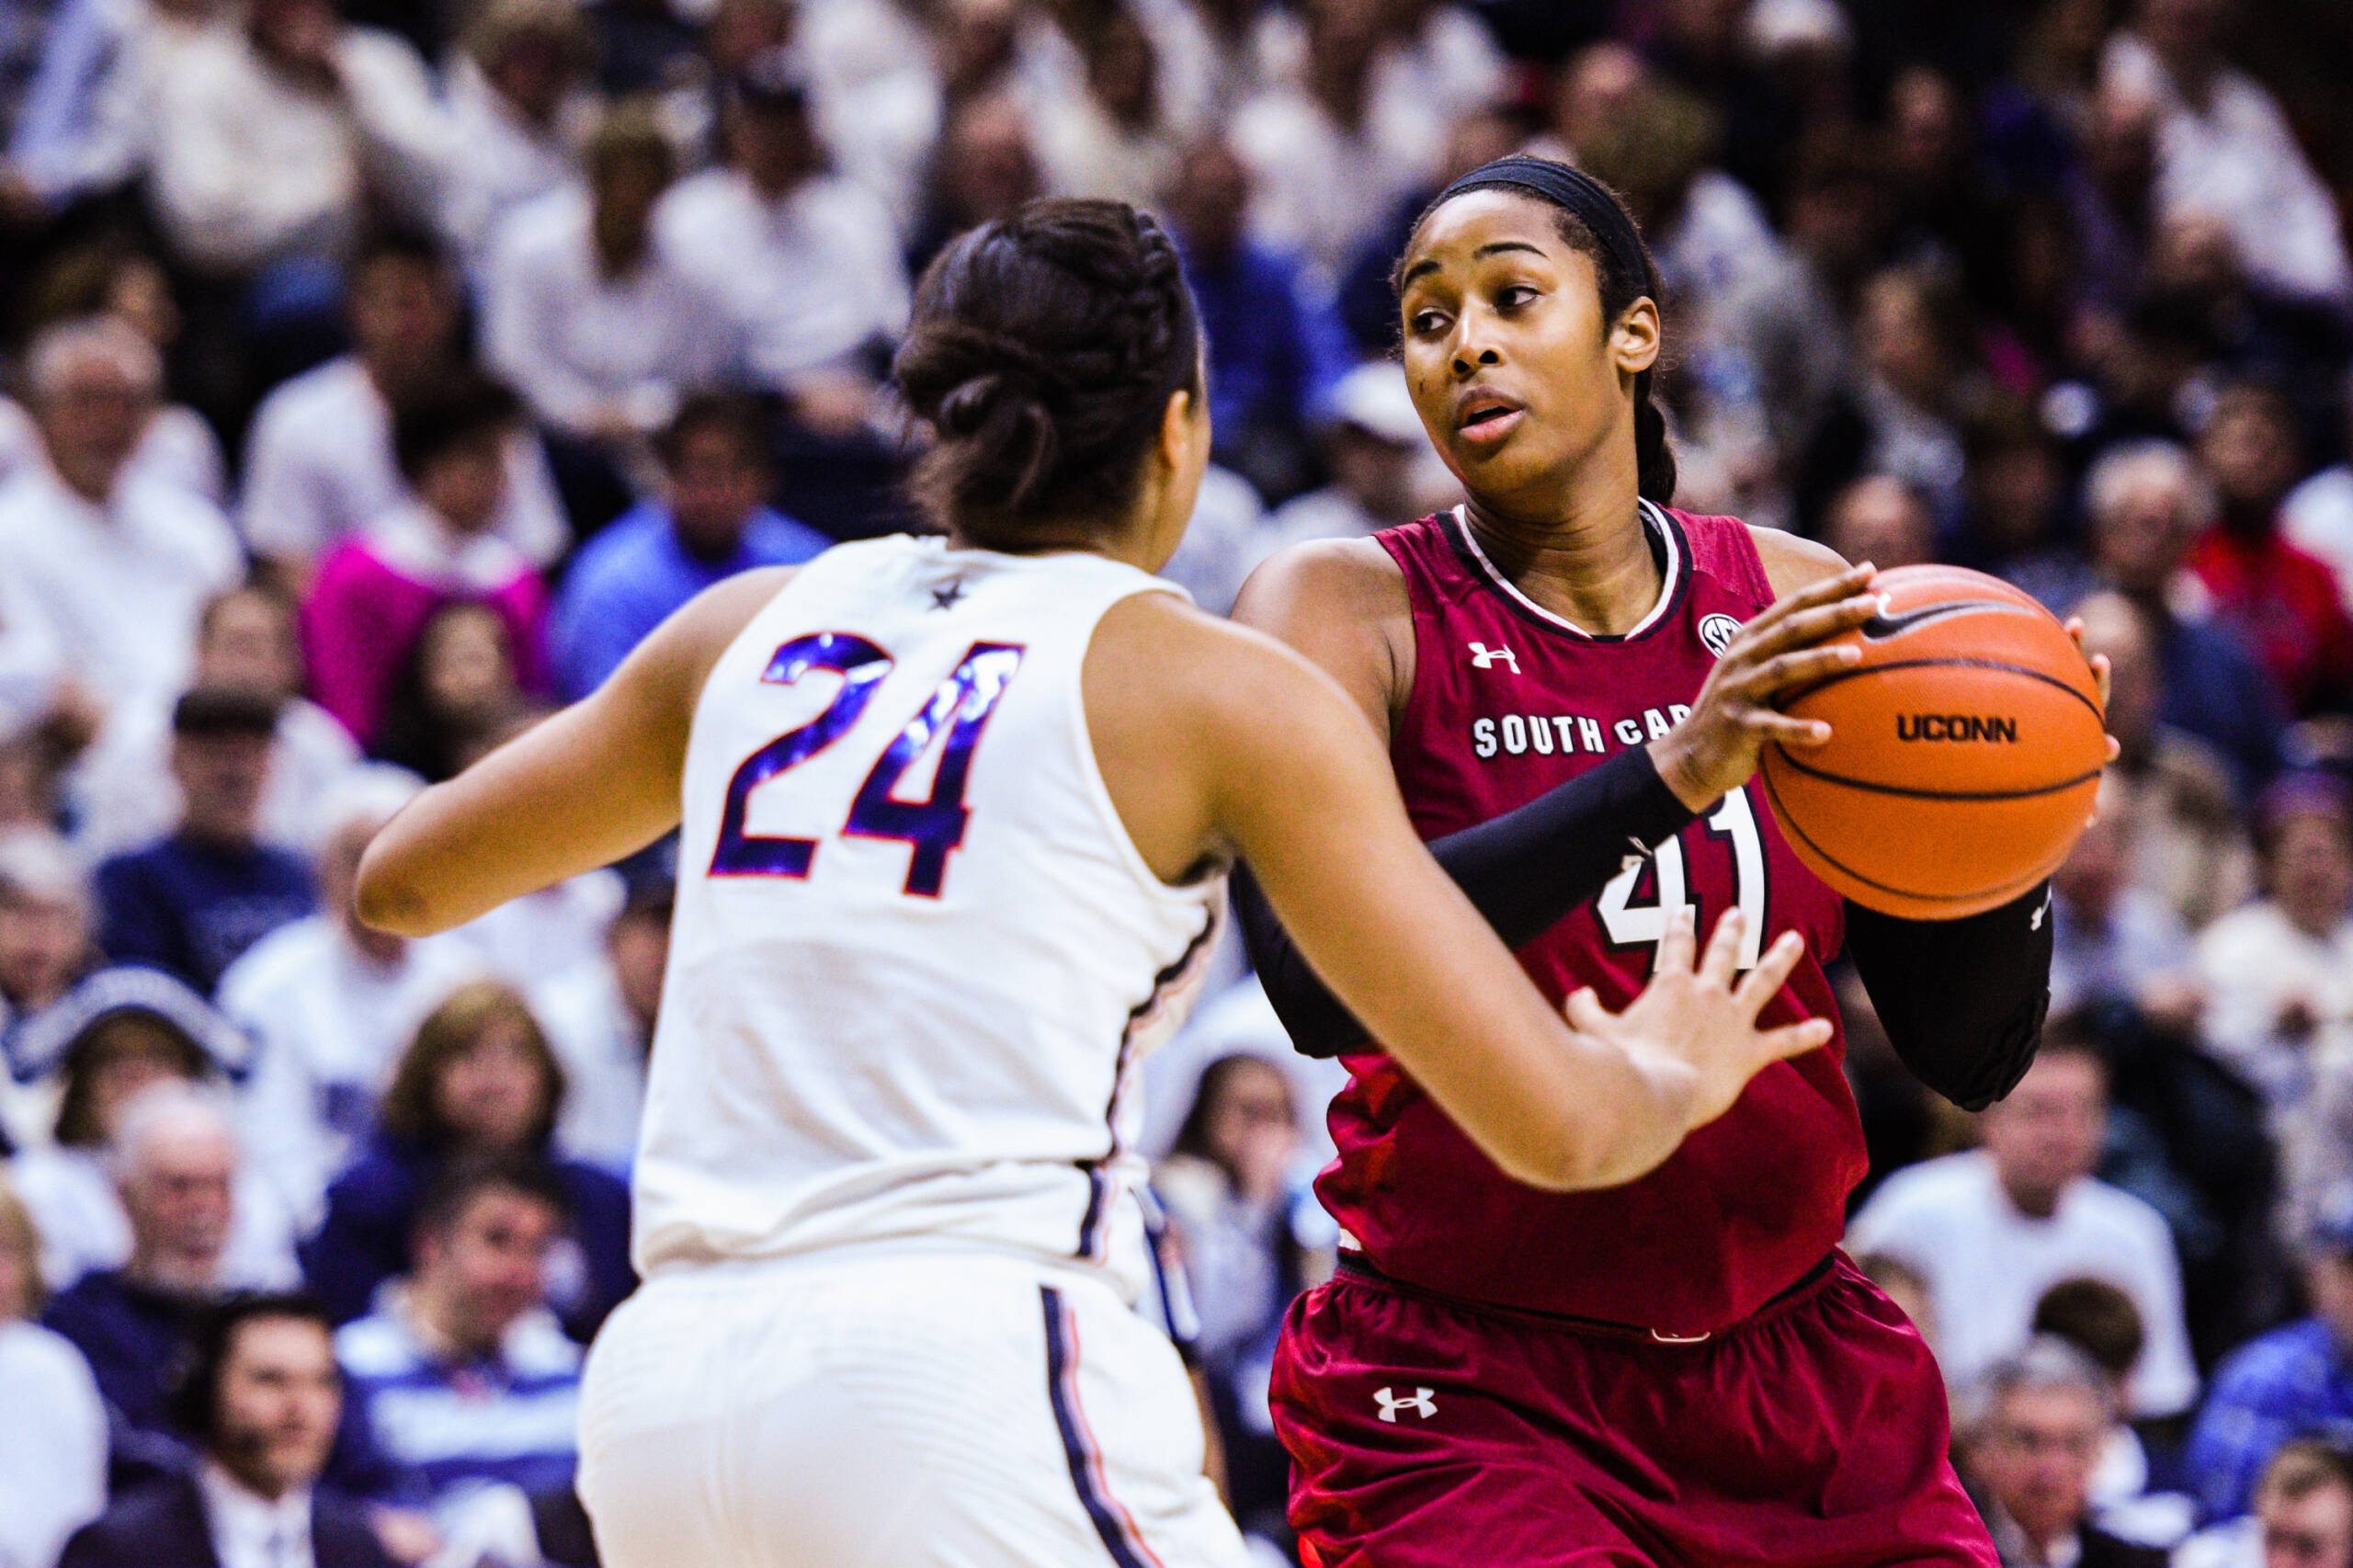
[1317,504,1864,1337]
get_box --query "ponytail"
[1632,369,1677,506]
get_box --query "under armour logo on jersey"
[1698,614,1743,657]
[2030,887,2052,931]
[1375,1387,1437,1423]
[931,580,968,611]
[1468,642,1518,674]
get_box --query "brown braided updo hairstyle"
[892,199,1202,548]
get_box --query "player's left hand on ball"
[1564,908,1834,1137]
[2063,615,2123,766]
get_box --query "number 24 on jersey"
[710,632,1025,898]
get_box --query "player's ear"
[1155,386,1197,474]
[1611,297,1661,378]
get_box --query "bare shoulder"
[1093,589,1360,723]
[1746,526,1850,598]
[1233,535,1407,632]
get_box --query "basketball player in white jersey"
[354,200,1830,1567]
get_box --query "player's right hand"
[1564,908,1834,1140]
[1650,562,1880,811]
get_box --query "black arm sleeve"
[1235,744,1698,1059]
[1844,882,2054,1112]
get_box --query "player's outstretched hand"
[1564,908,1833,1142]
[1650,562,1880,812]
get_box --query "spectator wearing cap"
[2101,0,2352,305]
[527,878,670,1173]
[2185,1198,2353,1525]
[300,372,553,751]
[223,768,483,1230]
[654,47,909,426]
[7,969,297,1293]
[2072,591,2252,930]
[1961,1337,2169,1567]
[1161,137,1348,504]
[439,0,600,260]
[2083,439,2287,799]
[304,981,632,1341]
[58,1291,399,1568]
[0,318,241,723]
[482,102,735,533]
[40,1083,295,1479]
[93,688,318,998]
[1256,361,1432,562]
[0,1176,108,1568]
[2183,1439,2353,1568]
[1848,1034,2200,1420]
[333,1155,585,1516]
[73,583,364,863]
[240,226,571,582]
[2191,383,2353,720]
[2196,777,2353,1126]
[548,393,827,703]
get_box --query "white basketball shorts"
[578,1248,1254,1568]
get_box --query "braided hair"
[893,199,1201,547]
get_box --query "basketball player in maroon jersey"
[1233,158,2097,1564]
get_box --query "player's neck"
[1463,479,1662,638]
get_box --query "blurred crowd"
[0,0,2351,1564]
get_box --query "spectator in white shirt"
[1230,0,1446,297]
[2199,776,2353,1128]
[439,0,600,261]
[655,48,910,437]
[239,227,571,578]
[0,245,225,504]
[1031,6,1185,209]
[72,584,363,862]
[526,877,666,1173]
[144,0,455,279]
[224,767,481,1228]
[0,318,242,725]
[1847,1034,2200,1417]
[482,102,733,493]
[2101,0,2352,304]
[7,971,299,1293]
[0,1177,107,1568]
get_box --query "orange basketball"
[1756,564,2107,919]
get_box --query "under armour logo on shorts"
[1375,1387,1437,1423]
[1468,642,1518,674]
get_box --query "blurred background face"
[169,732,274,844]
[2303,1252,2353,1351]
[1202,1058,1298,1199]
[38,356,154,497]
[1976,1383,2108,1547]
[1164,141,1250,261]
[0,888,87,1008]
[79,1022,196,1141]
[729,97,823,193]
[347,256,460,381]
[608,912,669,1035]
[1823,476,1936,569]
[123,1116,237,1290]
[198,591,303,701]
[2264,1479,2353,1568]
[2094,473,2193,597]
[422,1187,558,1350]
[2053,787,2133,924]
[432,1022,548,1151]
[934,95,1041,230]
[2073,595,2158,756]
[211,1316,343,1497]
[1970,438,2063,557]
[1859,274,1951,408]
[2268,809,2353,937]
[417,604,517,729]
[666,426,767,555]
[592,152,671,259]
[486,32,575,123]
[1983,1051,2107,1216]
[416,435,512,535]
[2200,392,2302,517]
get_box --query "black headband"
[1430,156,1650,294]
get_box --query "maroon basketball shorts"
[1269,1252,1996,1568]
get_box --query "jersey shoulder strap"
[1671,508,1777,615]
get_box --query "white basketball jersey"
[633,536,1224,1299]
